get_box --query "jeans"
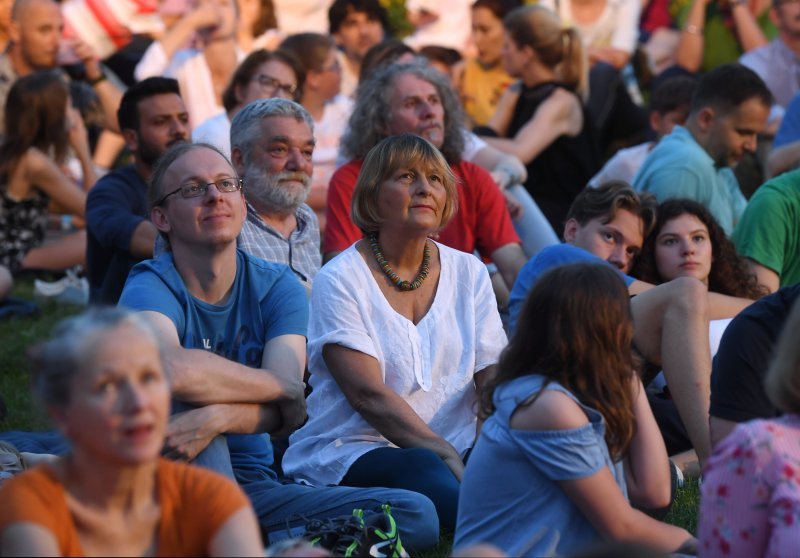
[341,446,460,532]
[193,432,440,552]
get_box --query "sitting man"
[710,285,800,447]
[633,64,771,235]
[87,77,190,304]
[732,168,800,293]
[509,182,753,466]
[118,142,438,551]
[324,62,526,292]
[230,98,321,289]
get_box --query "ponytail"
[560,28,588,100]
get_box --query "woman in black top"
[477,5,600,232]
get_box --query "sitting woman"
[0,70,94,272]
[634,198,767,301]
[699,295,800,557]
[477,5,601,232]
[283,134,507,531]
[0,307,263,556]
[454,262,695,556]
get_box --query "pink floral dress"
[699,414,800,557]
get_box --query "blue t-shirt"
[508,244,634,334]
[455,375,626,557]
[86,165,149,304]
[119,249,309,481]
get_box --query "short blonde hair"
[765,297,800,414]
[351,134,459,236]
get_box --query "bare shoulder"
[510,388,590,431]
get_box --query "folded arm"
[323,343,465,480]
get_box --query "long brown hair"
[503,5,588,98]
[633,199,767,300]
[0,70,69,186]
[483,262,638,459]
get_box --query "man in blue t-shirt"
[509,182,754,467]
[119,142,438,551]
[87,77,190,304]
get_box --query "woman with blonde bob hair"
[283,133,507,532]
[476,4,601,232]
[699,299,800,557]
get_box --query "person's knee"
[389,491,440,551]
[664,276,709,318]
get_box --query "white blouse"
[283,242,507,486]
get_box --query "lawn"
[0,279,701,554]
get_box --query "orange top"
[0,458,251,557]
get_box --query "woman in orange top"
[0,307,263,556]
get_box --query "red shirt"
[324,159,519,258]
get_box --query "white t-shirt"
[192,112,232,159]
[540,0,641,54]
[283,242,507,486]
[134,43,245,127]
[588,141,652,188]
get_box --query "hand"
[163,406,220,461]
[502,190,523,219]
[69,39,103,81]
[274,395,307,437]
[189,0,223,32]
[66,106,90,155]
[442,451,465,481]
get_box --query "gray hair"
[342,62,466,163]
[28,307,164,408]
[230,98,315,163]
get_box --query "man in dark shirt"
[86,77,189,303]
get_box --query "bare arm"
[746,259,780,294]
[729,2,768,52]
[139,311,305,409]
[767,140,800,178]
[208,508,264,557]
[588,46,631,69]
[490,243,527,292]
[622,377,671,509]
[0,523,62,556]
[156,0,221,61]
[510,389,694,553]
[71,39,123,134]
[470,145,528,190]
[480,88,583,165]
[129,221,159,259]
[674,0,709,72]
[25,149,87,217]
[322,343,465,480]
[707,291,753,319]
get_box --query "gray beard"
[244,166,311,214]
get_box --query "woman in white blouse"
[282,134,507,532]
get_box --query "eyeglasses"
[253,74,297,97]
[318,60,341,73]
[155,177,243,206]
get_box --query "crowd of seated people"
[1,0,800,555]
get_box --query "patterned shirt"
[238,202,321,292]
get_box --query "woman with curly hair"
[634,198,766,300]
[455,262,695,556]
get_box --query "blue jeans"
[341,447,460,531]
[191,430,440,552]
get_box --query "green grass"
[0,279,80,432]
[0,279,700,554]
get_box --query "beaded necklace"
[368,233,431,291]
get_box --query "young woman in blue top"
[455,262,696,556]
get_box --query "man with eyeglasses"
[229,98,322,292]
[86,77,190,304]
[118,141,439,551]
